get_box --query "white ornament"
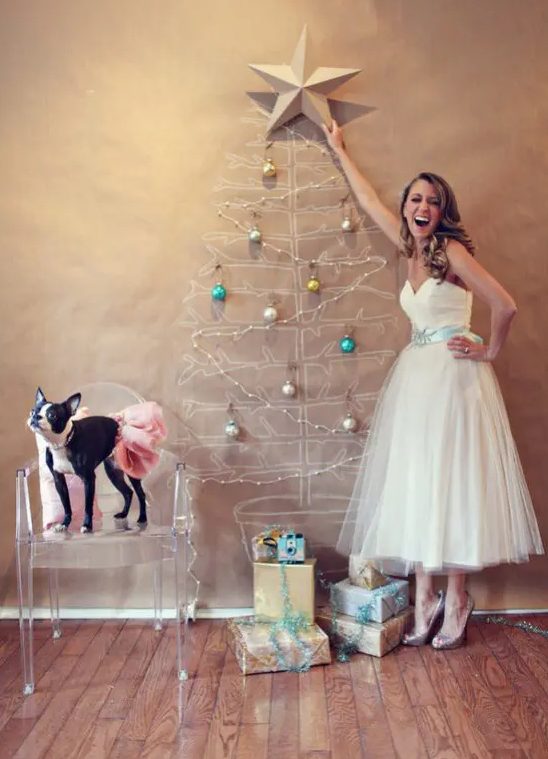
[342,413,358,432]
[282,379,297,398]
[263,305,278,324]
[224,419,240,439]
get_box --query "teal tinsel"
[484,615,548,639]
[267,563,314,673]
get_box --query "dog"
[28,388,152,533]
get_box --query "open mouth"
[414,215,430,228]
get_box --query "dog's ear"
[65,393,82,417]
[35,387,46,404]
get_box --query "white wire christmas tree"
[176,29,400,577]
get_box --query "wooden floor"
[0,616,547,758]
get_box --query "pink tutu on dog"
[112,402,167,479]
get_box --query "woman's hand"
[447,335,491,361]
[322,119,345,154]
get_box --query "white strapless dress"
[337,278,544,574]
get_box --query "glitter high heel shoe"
[402,590,445,646]
[431,592,474,650]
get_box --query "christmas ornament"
[306,276,320,293]
[211,283,227,301]
[341,215,353,233]
[263,157,277,178]
[282,380,297,398]
[248,224,262,243]
[225,403,240,439]
[211,263,226,301]
[339,333,356,353]
[224,419,240,439]
[342,413,358,432]
[282,362,298,398]
[263,304,279,324]
[249,26,361,134]
[306,260,320,293]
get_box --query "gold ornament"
[263,157,276,178]
[307,276,320,293]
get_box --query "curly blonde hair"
[399,172,475,280]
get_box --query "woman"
[324,120,544,649]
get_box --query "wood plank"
[419,644,492,759]
[499,621,548,698]
[443,639,523,754]
[12,621,124,759]
[349,654,395,758]
[204,647,245,758]
[46,622,144,759]
[99,624,162,720]
[414,704,462,758]
[117,631,176,742]
[374,653,428,759]
[139,620,211,751]
[393,645,438,706]
[299,667,329,754]
[108,737,144,758]
[476,620,548,755]
[180,621,227,727]
[267,671,300,759]
[235,723,269,759]
[240,672,272,725]
[324,661,362,759]
[72,718,123,759]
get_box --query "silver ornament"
[224,419,240,439]
[342,413,358,432]
[263,305,278,324]
[248,225,262,243]
[341,216,353,233]
[282,379,297,398]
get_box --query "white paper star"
[249,26,361,134]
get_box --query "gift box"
[349,555,389,590]
[253,559,316,623]
[251,528,283,562]
[316,606,414,657]
[228,618,331,674]
[331,577,408,623]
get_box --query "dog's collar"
[49,423,75,450]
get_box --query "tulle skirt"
[337,341,544,575]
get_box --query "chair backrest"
[76,382,145,497]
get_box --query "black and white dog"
[28,388,148,533]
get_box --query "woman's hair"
[399,172,475,280]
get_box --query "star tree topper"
[249,26,361,134]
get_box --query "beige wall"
[1,0,546,612]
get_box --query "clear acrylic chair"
[16,382,193,695]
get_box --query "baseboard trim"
[0,606,546,621]
[0,607,255,620]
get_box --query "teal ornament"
[211,282,227,301]
[339,335,356,354]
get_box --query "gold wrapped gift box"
[316,606,414,658]
[228,618,331,675]
[349,555,389,590]
[253,559,316,623]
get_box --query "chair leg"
[153,562,163,632]
[16,540,34,695]
[174,532,189,682]
[48,568,62,639]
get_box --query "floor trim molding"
[1,606,547,620]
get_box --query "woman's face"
[403,179,442,241]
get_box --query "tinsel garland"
[484,615,548,639]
